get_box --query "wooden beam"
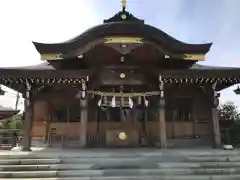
[159,76,167,148]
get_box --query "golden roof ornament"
[104,0,144,23]
[122,0,126,11]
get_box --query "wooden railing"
[87,133,105,147]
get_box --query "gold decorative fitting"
[122,0,126,9]
[183,54,205,61]
[104,37,143,44]
[120,73,126,79]
[120,56,124,62]
[118,132,127,140]
[41,53,63,60]
[120,13,127,19]
[165,55,170,59]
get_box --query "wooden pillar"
[79,80,88,147]
[22,82,34,151]
[159,76,167,148]
[211,82,221,148]
[44,103,51,144]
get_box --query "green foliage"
[1,114,23,130]
[219,101,240,121]
[219,101,240,145]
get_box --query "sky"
[0,0,240,110]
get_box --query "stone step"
[57,168,240,176]
[0,159,61,165]
[2,168,240,178]
[3,150,240,159]
[185,156,240,162]
[60,156,240,163]
[2,152,240,161]
[2,161,240,171]
[2,157,240,167]
[0,164,93,171]
[0,174,240,180]
[158,162,240,168]
[63,157,240,164]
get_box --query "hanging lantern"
[234,86,240,95]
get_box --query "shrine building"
[1,2,240,150]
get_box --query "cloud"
[0,0,99,67]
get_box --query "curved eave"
[33,22,212,55]
[154,64,240,91]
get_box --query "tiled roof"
[190,63,239,70]
[0,62,55,70]
[0,105,16,112]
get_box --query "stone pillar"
[211,83,221,148]
[159,76,167,148]
[22,86,34,151]
[79,80,88,147]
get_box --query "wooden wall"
[31,84,213,140]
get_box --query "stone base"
[223,144,234,150]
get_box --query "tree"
[219,101,240,145]
[1,114,23,130]
[219,101,240,121]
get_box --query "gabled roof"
[33,10,212,56]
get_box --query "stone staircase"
[1,149,240,179]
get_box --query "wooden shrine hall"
[1,2,240,151]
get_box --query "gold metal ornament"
[183,54,205,61]
[104,37,143,44]
[122,0,126,9]
[120,73,126,79]
[118,132,127,140]
[41,53,63,60]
